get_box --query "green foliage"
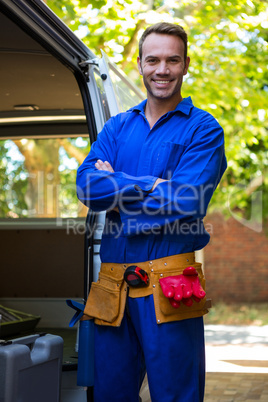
[46,0,268,226]
[0,1,258,227]
[179,0,268,223]
[204,302,268,326]
[0,138,90,219]
[0,141,28,218]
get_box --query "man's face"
[137,33,190,102]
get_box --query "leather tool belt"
[84,252,211,327]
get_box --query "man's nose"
[156,61,169,75]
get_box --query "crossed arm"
[77,121,227,236]
[95,159,166,194]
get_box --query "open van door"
[81,51,145,289]
[0,0,144,304]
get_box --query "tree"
[47,0,268,225]
[0,138,89,219]
[0,141,28,217]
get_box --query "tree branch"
[58,139,87,165]
[121,20,147,69]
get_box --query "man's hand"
[151,178,167,192]
[159,267,206,308]
[94,160,167,212]
[95,161,166,193]
[95,159,114,173]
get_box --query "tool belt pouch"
[84,265,127,327]
[151,263,209,324]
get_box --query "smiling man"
[77,23,227,402]
[137,31,190,118]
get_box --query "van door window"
[99,50,145,114]
[0,136,89,220]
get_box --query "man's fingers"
[95,159,103,169]
[95,159,114,173]
[104,161,114,173]
[95,163,101,169]
[151,178,167,192]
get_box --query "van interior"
[0,8,90,331]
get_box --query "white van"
[0,0,145,400]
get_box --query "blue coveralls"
[77,97,227,401]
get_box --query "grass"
[203,302,268,326]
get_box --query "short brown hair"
[139,22,188,62]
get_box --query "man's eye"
[170,59,179,63]
[147,59,156,63]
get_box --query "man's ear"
[137,56,143,75]
[183,56,190,75]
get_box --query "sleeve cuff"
[133,176,158,194]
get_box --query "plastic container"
[0,333,63,402]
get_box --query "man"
[77,22,227,402]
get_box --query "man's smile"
[153,79,173,86]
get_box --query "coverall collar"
[129,96,194,116]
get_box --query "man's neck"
[145,95,183,128]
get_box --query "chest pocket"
[153,142,187,179]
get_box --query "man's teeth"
[155,80,169,83]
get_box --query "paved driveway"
[140,325,268,401]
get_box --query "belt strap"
[100,252,196,298]
[92,252,210,325]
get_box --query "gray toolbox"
[0,333,63,402]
